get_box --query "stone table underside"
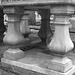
[1,0,75,6]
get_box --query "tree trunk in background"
[0,7,6,42]
[28,11,36,25]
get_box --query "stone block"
[1,49,75,75]
[3,48,25,60]
[47,57,73,73]
[1,69,15,75]
[1,58,75,75]
[51,5,74,14]
[1,62,44,75]
[3,7,20,14]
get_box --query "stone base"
[3,48,25,60]
[1,58,75,75]
[0,69,15,75]
[1,63,44,75]
[1,49,75,75]
[47,57,72,73]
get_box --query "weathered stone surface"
[0,69,2,75]
[51,6,74,15]
[47,6,74,54]
[1,0,75,6]
[65,52,75,65]
[1,69,15,75]
[3,48,25,60]
[3,7,21,14]
[1,58,75,75]
[1,49,75,75]
[3,7,25,45]
[1,62,45,75]
[20,10,31,36]
[47,57,72,73]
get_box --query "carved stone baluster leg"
[20,9,31,38]
[2,7,25,61]
[3,7,25,45]
[47,6,74,54]
[46,6,75,74]
[38,9,53,43]
[48,15,74,54]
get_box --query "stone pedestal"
[3,7,25,45]
[1,49,75,75]
[20,10,31,37]
[1,4,75,75]
[38,9,53,43]
[3,48,25,60]
[47,5,74,54]
[45,5,75,75]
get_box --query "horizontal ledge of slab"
[1,1,75,6]
[1,58,75,75]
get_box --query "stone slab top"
[1,48,75,75]
[1,58,75,75]
[1,0,75,6]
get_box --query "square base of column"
[1,49,75,75]
[3,48,25,60]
